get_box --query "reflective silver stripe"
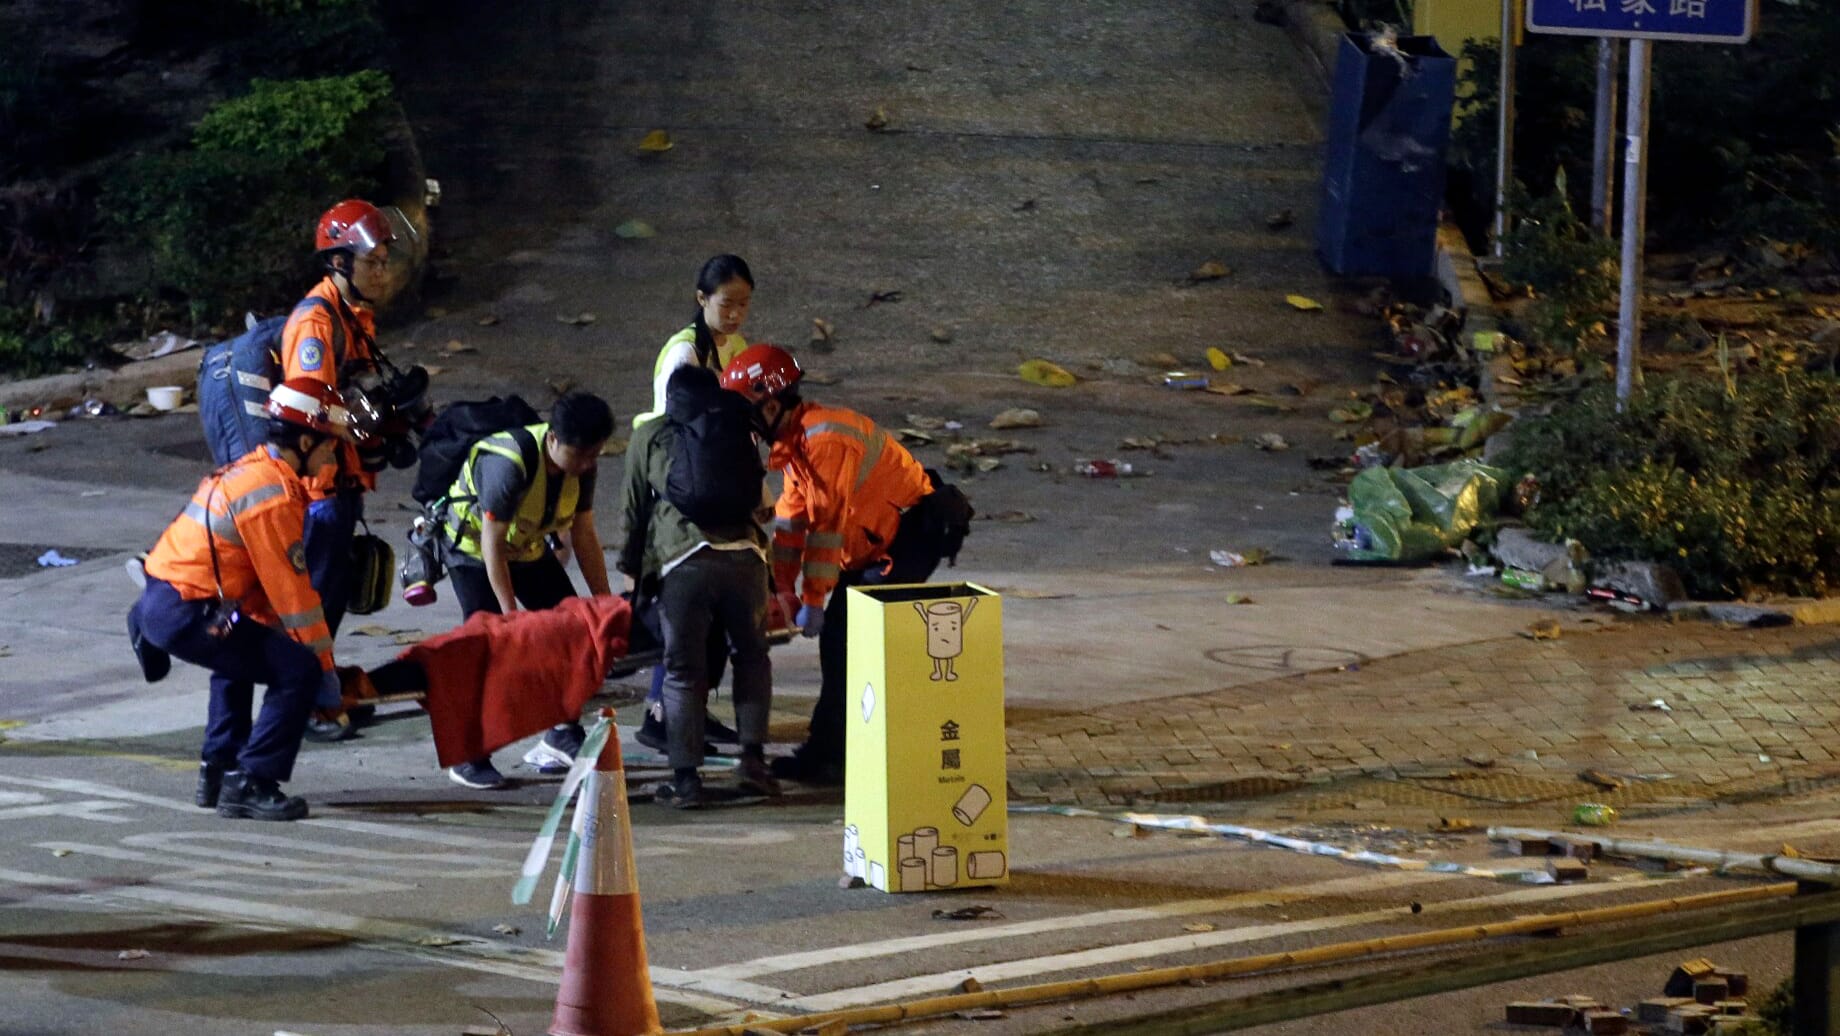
[807,531,845,549]
[235,370,272,391]
[803,561,842,580]
[774,516,807,533]
[181,502,243,546]
[226,482,286,517]
[279,607,326,631]
[854,430,887,491]
[806,422,871,446]
[301,636,333,654]
[241,400,268,418]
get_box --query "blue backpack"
[196,296,341,466]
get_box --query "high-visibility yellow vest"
[445,423,584,563]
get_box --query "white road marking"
[696,869,1457,980]
[0,865,762,1014]
[0,774,197,811]
[780,875,1677,1012]
[0,801,132,823]
[37,841,418,896]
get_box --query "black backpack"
[662,367,764,528]
[411,395,542,505]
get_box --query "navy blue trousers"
[131,578,318,783]
[304,489,363,635]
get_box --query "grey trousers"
[659,548,771,770]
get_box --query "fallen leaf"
[930,326,954,343]
[809,317,836,353]
[1580,768,1623,791]
[946,438,1033,457]
[492,923,522,936]
[349,625,415,638]
[51,848,73,857]
[1206,347,1231,371]
[977,510,1036,523]
[1244,397,1296,413]
[392,632,421,646]
[476,314,500,327]
[1265,208,1295,230]
[442,340,477,355]
[974,456,1002,473]
[904,413,946,430]
[805,371,839,385]
[1254,432,1290,451]
[933,905,1004,921]
[1187,260,1232,283]
[1231,351,1267,367]
[896,428,936,445]
[959,977,984,994]
[117,949,150,961]
[1224,593,1253,604]
[988,407,1042,430]
[636,129,673,153]
[866,289,903,307]
[865,105,891,131]
[1526,618,1562,641]
[416,934,465,947]
[1183,922,1218,933]
[1431,817,1476,832]
[614,219,655,239]
[1138,351,1183,369]
[956,1009,1008,1021]
[557,312,598,326]
[422,365,445,377]
[1285,294,1324,311]
[461,1026,509,1036]
[1018,359,1077,387]
[1328,402,1373,423]
[1121,436,1160,450]
[1204,382,1253,396]
[1013,198,1036,212]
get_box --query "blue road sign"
[1526,0,1757,43]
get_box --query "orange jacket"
[144,448,336,671]
[770,403,931,607]
[279,277,378,498]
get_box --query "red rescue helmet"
[720,344,803,403]
[268,378,356,441]
[314,199,395,257]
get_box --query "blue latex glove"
[796,604,825,639]
[317,669,344,710]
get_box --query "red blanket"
[403,595,631,768]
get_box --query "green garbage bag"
[1338,460,1507,562]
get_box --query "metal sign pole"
[1590,38,1620,233]
[1614,38,1652,407]
[1492,0,1517,258]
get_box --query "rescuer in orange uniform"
[126,379,357,821]
[720,345,972,784]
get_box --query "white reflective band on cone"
[574,770,638,896]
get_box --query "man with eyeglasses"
[278,199,402,740]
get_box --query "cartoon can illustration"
[952,783,992,826]
[967,851,1007,881]
[914,598,978,681]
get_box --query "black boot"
[194,762,224,808]
[127,610,169,684]
[769,744,844,786]
[216,771,308,821]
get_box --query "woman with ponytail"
[632,254,754,428]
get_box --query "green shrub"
[100,70,393,322]
[1500,371,1840,599]
[0,304,93,378]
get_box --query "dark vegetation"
[0,0,399,375]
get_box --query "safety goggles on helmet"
[268,379,356,441]
[315,199,396,258]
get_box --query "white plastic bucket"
[146,386,184,411]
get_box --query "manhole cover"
[0,543,118,580]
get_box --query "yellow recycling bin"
[843,582,1007,892]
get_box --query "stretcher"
[341,625,800,709]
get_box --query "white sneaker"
[522,740,574,774]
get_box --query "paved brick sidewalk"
[1005,618,1840,810]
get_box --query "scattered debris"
[1526,619,1563,641]
[930,326,954,343]
[1327,402,1373,423]
[1209,548,1270,567]
[415,934,466,947]
[613,219,655,239]
[1161,371,1210,390]
[1285,294,1324,312]
[636,129,673,153]
[988,408,1042,429]
[116,949,150,961]
[1223,593,1253,604]
[1013,198,1036,213]
[866,289,903,308]
[1430,817,1475,833]
[1204,382,1253,396]
[111,330,199,362]
[1265,208,1294,231]
[958,977,984,994]
[1243,397,1296,413]
[1205,347,1231,371]
[1253,432,1289,451]
[932,905,1005,922]
[50,848,73,857]
[0,420,58,436]
[865,105,891,131]
[809,317,836,353]
[556,312,598,327]
[1186,260,1232,284]
[977,510,1037,523]
[1182,922,1217,933]
[1579,769,1623,791]
[1571,803,1618,827]
[491,923,521,936]
[1073,459,1137,478]
[838,874,867,889]
[1018,359,1077,387]
[955,1009,1007,1021]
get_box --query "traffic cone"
[551,714,662,1036]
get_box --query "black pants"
[658,549,771,770]
[449,551,577,617]
[806,504,945,762]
